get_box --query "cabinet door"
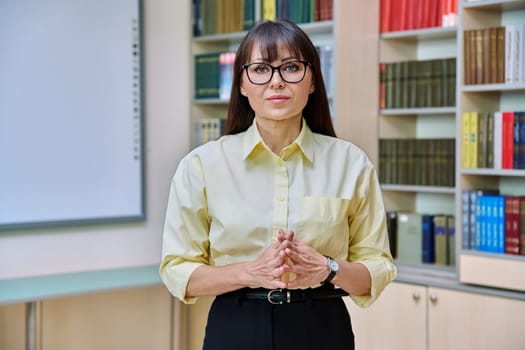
[428,287,525,350]
[344,282,427,350]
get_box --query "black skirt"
[202,288,355,350]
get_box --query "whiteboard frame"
[0,0,146,231]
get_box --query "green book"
[396,212,423,264]
[243,0,255,30]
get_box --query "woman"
[160,19,396,350]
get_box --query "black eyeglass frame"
[242,60,312,85]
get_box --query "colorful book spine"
[434,215,448,265]
[422,214,436,263]
[505,196,524,255]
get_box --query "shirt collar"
[242,118,314,163]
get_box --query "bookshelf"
[457,0,525,292]
[376,0,525,293]
[189,0,525,293]
[378,1,458,275]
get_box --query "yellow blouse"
[160,119,396,307]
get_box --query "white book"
[517,23,525,83]
[493,111,503,169]
[505,24,516,84]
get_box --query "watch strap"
[322,256,337,285]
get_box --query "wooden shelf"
[462,82,525,92]
[380,107,456,116]
[381,184,456,194]
[380,26,457,40]
[462,0,525,11]
[460,168,525,176]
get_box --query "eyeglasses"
[242,60,311,85]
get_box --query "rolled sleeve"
[159,154,211,304]
[347,163,397,308]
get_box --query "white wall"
[0,0,191,280]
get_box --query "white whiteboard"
[0,0,144,229]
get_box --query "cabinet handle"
[412,292,420,301]
[429,293,438,304]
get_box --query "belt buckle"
[267,289,291,304]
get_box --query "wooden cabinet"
[344,282,427,350]
[0,285,173,350]
[345,281,525,350]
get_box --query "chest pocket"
[296,196,351,258]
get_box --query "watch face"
[329,259,339,272]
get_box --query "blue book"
[494,195,505,253]
[422,214,435,263]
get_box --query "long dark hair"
[225,19,336,137]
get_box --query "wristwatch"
[322,256,339,285]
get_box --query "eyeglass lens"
[245,61,307,84]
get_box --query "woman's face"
[240,43,314,124]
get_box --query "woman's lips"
[267,95,290,103]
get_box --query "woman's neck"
[255,115,302,155]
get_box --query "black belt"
[227,286,349,305]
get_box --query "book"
[194,52,221,99]
[497,26,505,83]
[505,24,516,83]
[502,111,514,169]
[380,0,391,33]
[519,24,525,82]
[493,111,503,169]
[386,211,398,259]
[514,23,524,83]
[219,52,236,100]
[477,111,488,168]
[462,112,471,168]
[520,201,525,255]
[518,111,525,169]
[261,0,276,20]
[434,215,448,265]
[243,0,256,30]
[447,215,456,266]
[469,111,479,168]
[462,190,471,249]
[464,30,472,85]
[505,196,523,255]
[468,189,500,250]
[396,212,423,264]
[422,214,436,263]
[317,0,333,21]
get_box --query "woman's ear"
[309,84,315,94]
[240,85,248,96]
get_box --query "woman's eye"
[283,63,299,72]
[254,65,269,74]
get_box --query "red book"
[399,0,407,31]
[502,111,515,169]
[380,0,392,33]
[419,0,431,29]
[319,0,333,21]
[404,0,416,30]
[428,0,440,28]
[390,0,407,32]
[520,199,525,256]
[505,196,523,255]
